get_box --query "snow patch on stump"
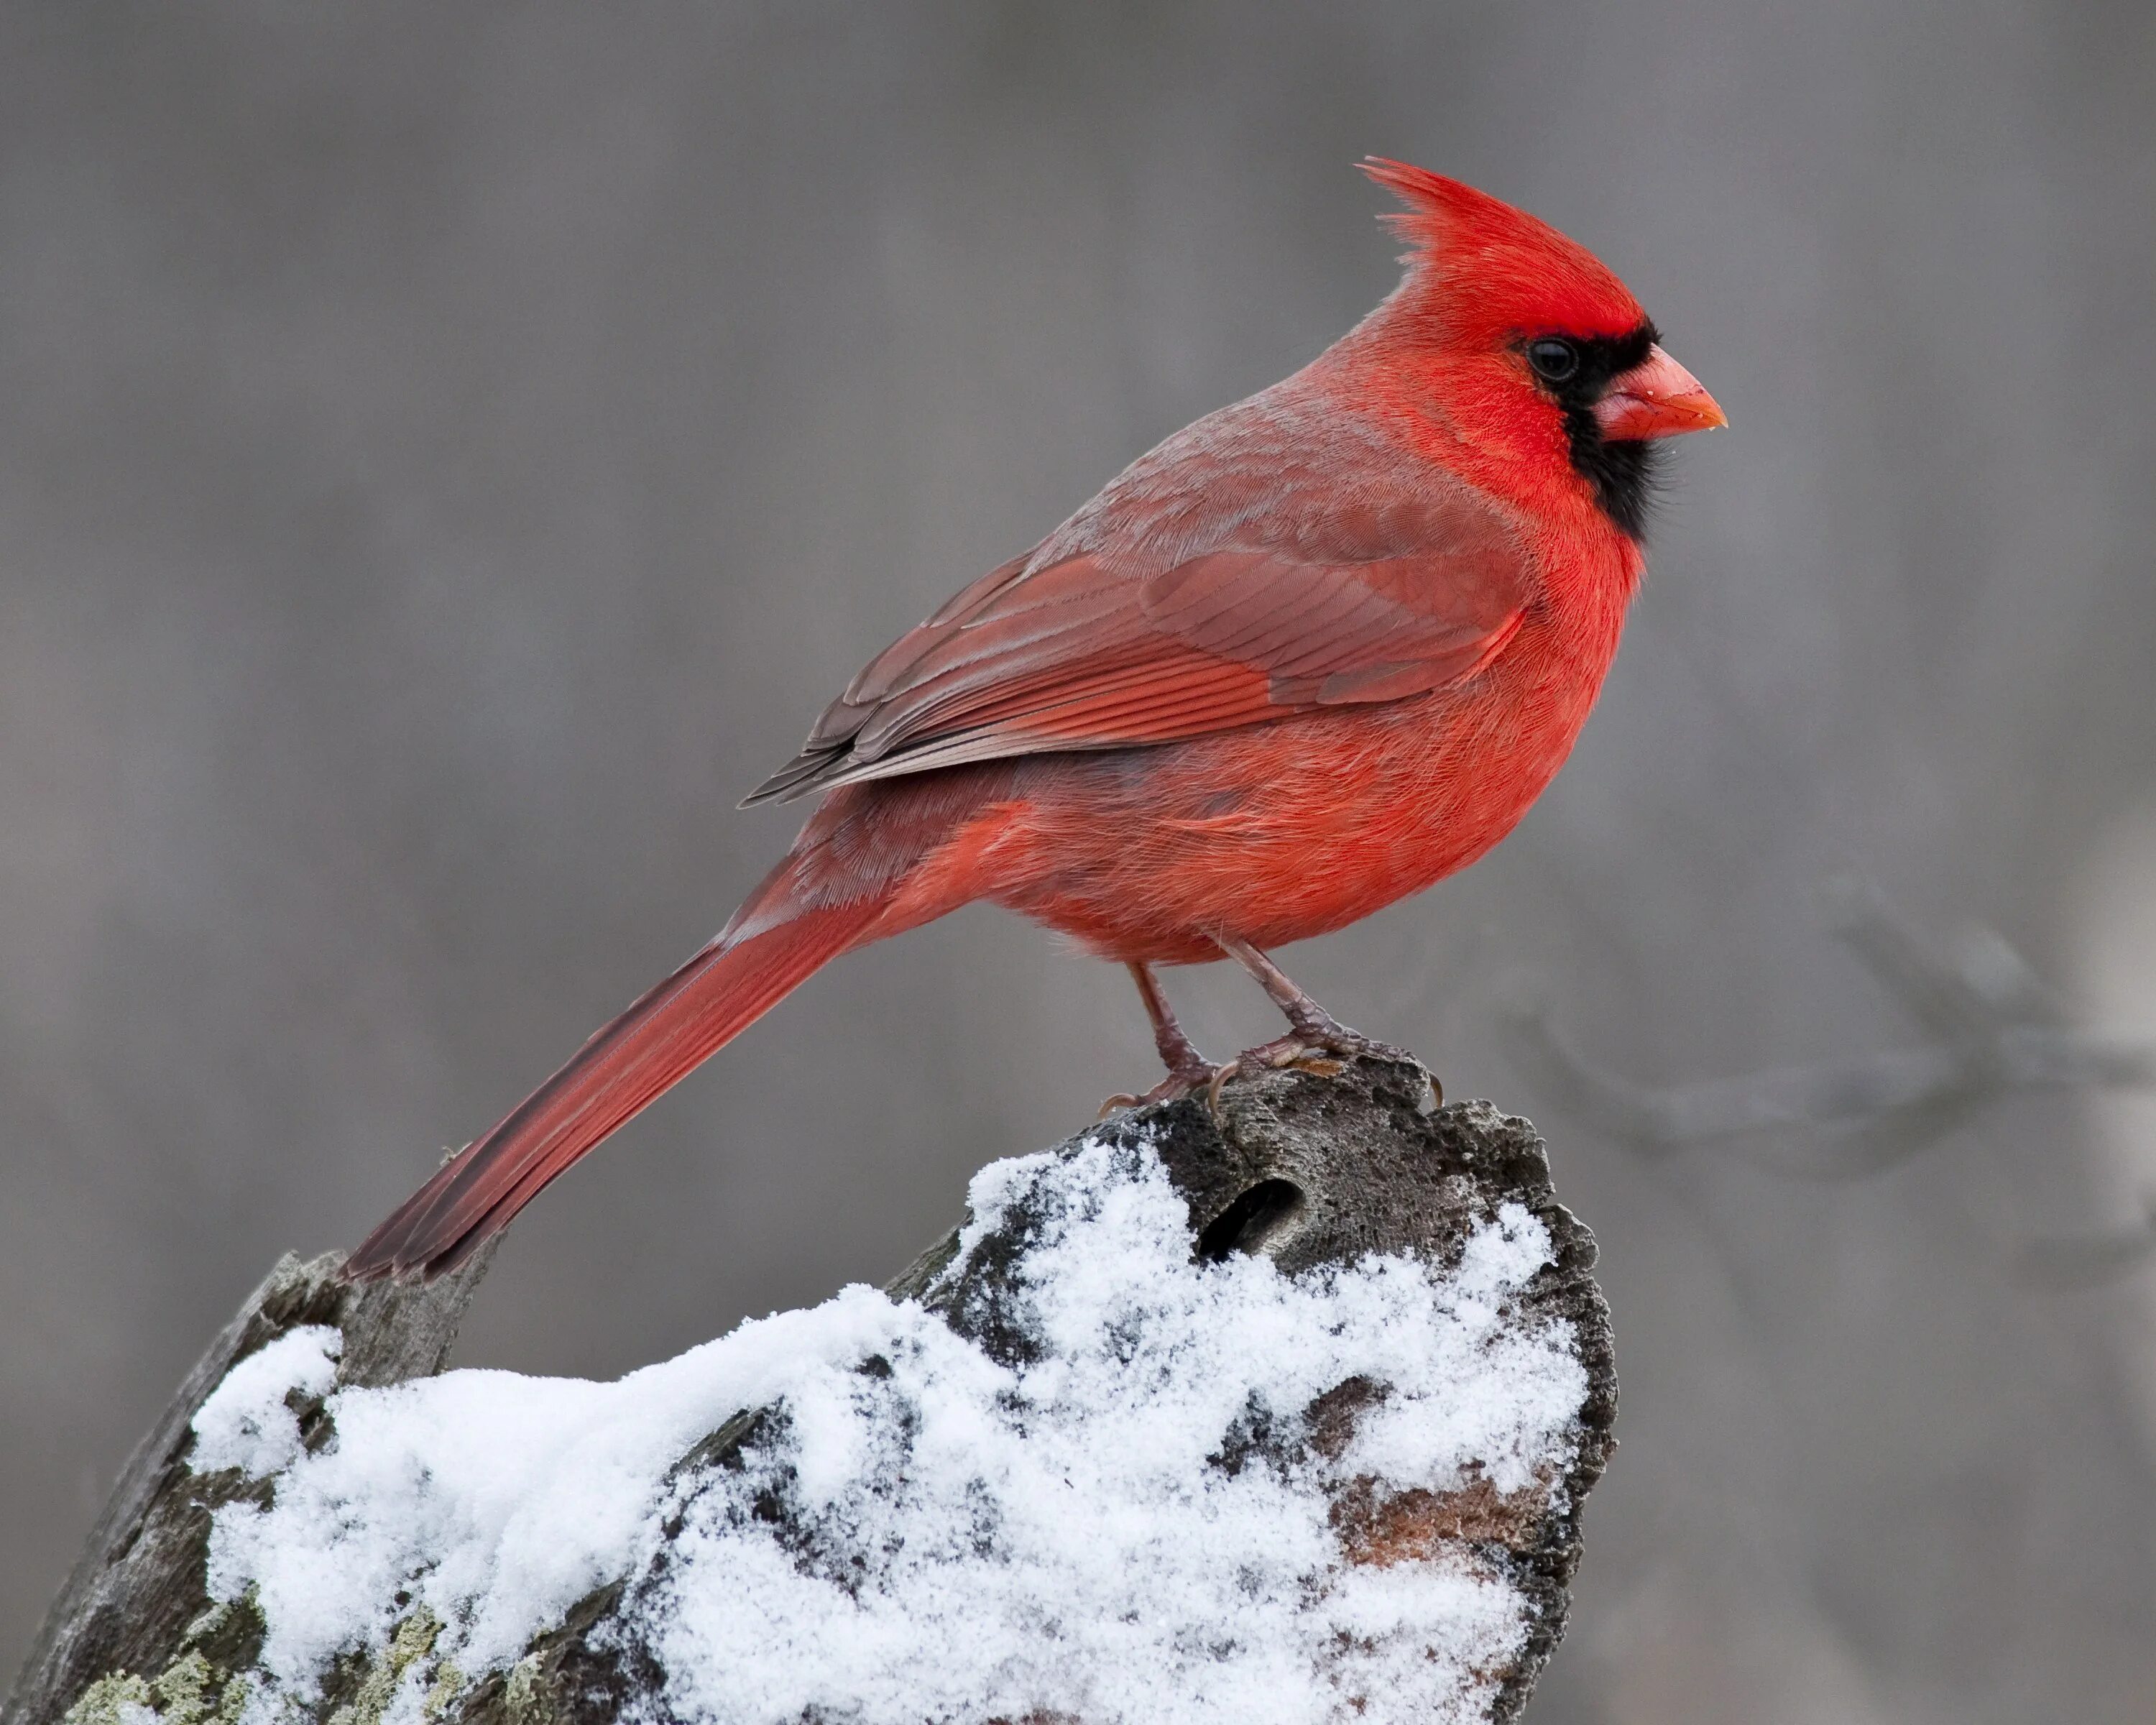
[192,1129,1591,1725]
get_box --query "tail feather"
[342,898,884,1282]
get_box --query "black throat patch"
[1531,323,1663,542]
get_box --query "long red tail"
[342,897,885,1282]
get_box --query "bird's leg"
[1097,962,1224,1116]
[1221,937,1376,1049]
[1132,962,1215,1080]
[1207,936,1431,1110]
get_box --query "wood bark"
[4,1243,497,1725]
[6,1059,1614,1725]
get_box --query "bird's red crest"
[1359,157,1645,344]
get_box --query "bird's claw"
[1105,1020,1433,1121]
[1286,1016,1424,1069]
[1203,1021,1436,1115]
[1097,1059,1223,1118]
[1095,1056,1253,1118]
[1205,1058,1242,1115]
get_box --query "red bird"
[345,160,1723,1282]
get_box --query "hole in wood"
[1197,1179,1307,1261]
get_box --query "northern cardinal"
[345,160,1723,1282]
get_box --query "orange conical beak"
[1595,344,1727,441]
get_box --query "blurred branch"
[2012,1197,2156,1290]
[1501,879,2156,1274]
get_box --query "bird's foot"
[1204,1018,1435,1113]
[1097,1053,1225,1118]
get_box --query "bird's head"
[1353,158,1725,541]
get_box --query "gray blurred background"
[4,4,2153,1719]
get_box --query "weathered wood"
[8,1059,1614,1725]
[3,1246,495,1725]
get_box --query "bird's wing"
[743,459,1535,805]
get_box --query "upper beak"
[1595,344,1727,441]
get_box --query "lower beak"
[1595,344,1727,441]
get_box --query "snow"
[193,1130,1590,1724]
[190,1325,342,1478]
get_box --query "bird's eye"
[1526,338,1581,383]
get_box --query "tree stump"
[6,1058,1614,1725]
